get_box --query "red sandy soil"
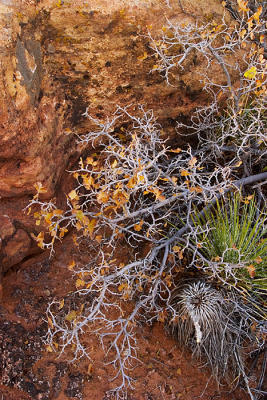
[0,235,250,400]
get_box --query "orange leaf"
[149,187,166,201]
[168,148,182,153]
[237,0,249,13]
[134,220,144,232]
[82,174,95,190]
[188,157,197,168]
[112,189,129,205]
[68,260,76,271]
[48,317,53,329]
[252,6,262,23]
[181,169,190,177]
[95,235,102,243]
[46,345,53,353]
[189,186,203,193]
[59,227,68,238]
[118,283,128,292]
[87,363,93,376]
[127,175,137,189]
[97,191,109,204]
[255,256,262,264]
[247,264,256,278]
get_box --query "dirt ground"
[0,235,252,400]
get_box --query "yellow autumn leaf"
[68,189,79,200]
[138,51,148,61]
[48,317,53,328]
[76,221,82,231]
[74,210,85,222]
[173,245,181,252]
[34,182,47,194]
[44,212,53,224]
[65,310,77,322]
[111,159,118,168]
[46,345,53,353]
[158,310,167,323]
[86,218,97,239]
[59,227,68,238]
[252,6,262,23]
[97,191,109,204]
[53,342,59,350]
[77,304,84,315]
[59,299,64,310]
[234,160,242,167]
[82,174,94,190]
[76,278,85,288]
[34,231,44,248]
[137,175,145,183]
[237,0,249,12]
[188,156,197,168]
[118,283,128,292]
[112,189,129,205]
[244,66,257,79]
[247,17,254,31]
[79,157,84,169]
[85,156,94,165]
[127,175,137,189]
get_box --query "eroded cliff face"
[0,0,228,273]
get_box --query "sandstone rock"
[2,229,31,272]
[0,215,15,239]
